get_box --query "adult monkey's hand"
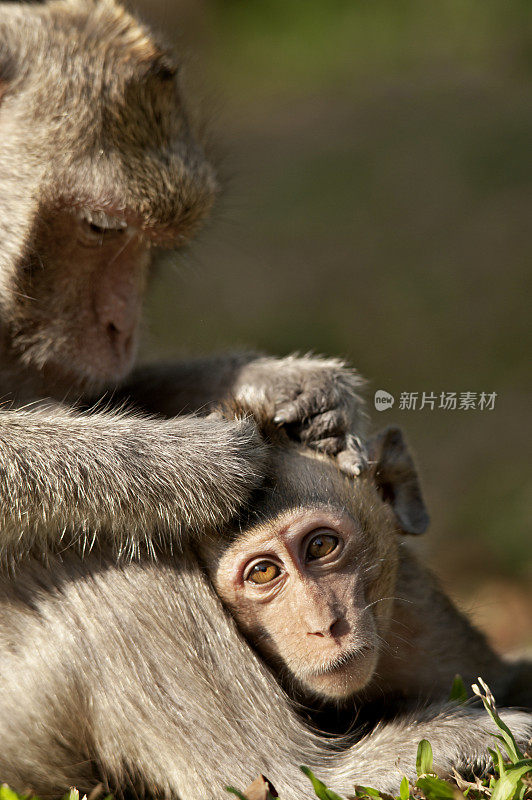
[233,354,367,462]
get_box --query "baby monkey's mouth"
[295,643,375,681]
[297,643,378,700]
[319,644,374,676]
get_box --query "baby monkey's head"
[201,408,429,702]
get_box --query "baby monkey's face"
[207,448,400,700]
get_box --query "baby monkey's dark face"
[206,447,401,701]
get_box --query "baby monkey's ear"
[367,427,430,535]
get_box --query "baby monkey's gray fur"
[0,411,529,799]
[0,0,365,565]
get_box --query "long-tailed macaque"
[0,411,529,799]
[0,0,365,565]
[202,414,531,713]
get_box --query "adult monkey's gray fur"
[0,0,365,564]
[0,411,530,798]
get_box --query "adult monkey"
[1,3,527,794]
[0,408,530,798]
[0,0,365,564]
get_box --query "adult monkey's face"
[0,0,217,394]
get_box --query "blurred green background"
[133,0,531,648]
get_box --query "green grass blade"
[490,761,532,800]
[472,680,523,763]
[300,766,345,800]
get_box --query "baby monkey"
[0,409,529,799]
[203,418,526,714]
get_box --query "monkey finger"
[206,409,224,420]
[273,398,307,426]
[297,410,346,444]
[297,388,344,419]
[274,390,342,427]
[336,446,367,476]
[307,435,344,456]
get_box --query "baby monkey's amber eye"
[306,532,339,561]
[247,561,281,585]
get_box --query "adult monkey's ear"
[367,427,430,535]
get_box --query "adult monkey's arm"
[118,352,368,460]
[0,353,366,564]
[0,407,267,563]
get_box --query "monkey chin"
[300,645,378,701]
[74,340,138,387]
[16,330,138,396]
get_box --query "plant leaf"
[416,775,457,799]
[472,680,523,763]
[226,787,251,800]
[490,760,532,800]
[0,787,23,800]
[399,776,410,800]
[449,675,468,705]
[235,775,278,800]
[489,745,506,778]
[355,787,383,798]
[416,739,434,777]
[300,766,345,800]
